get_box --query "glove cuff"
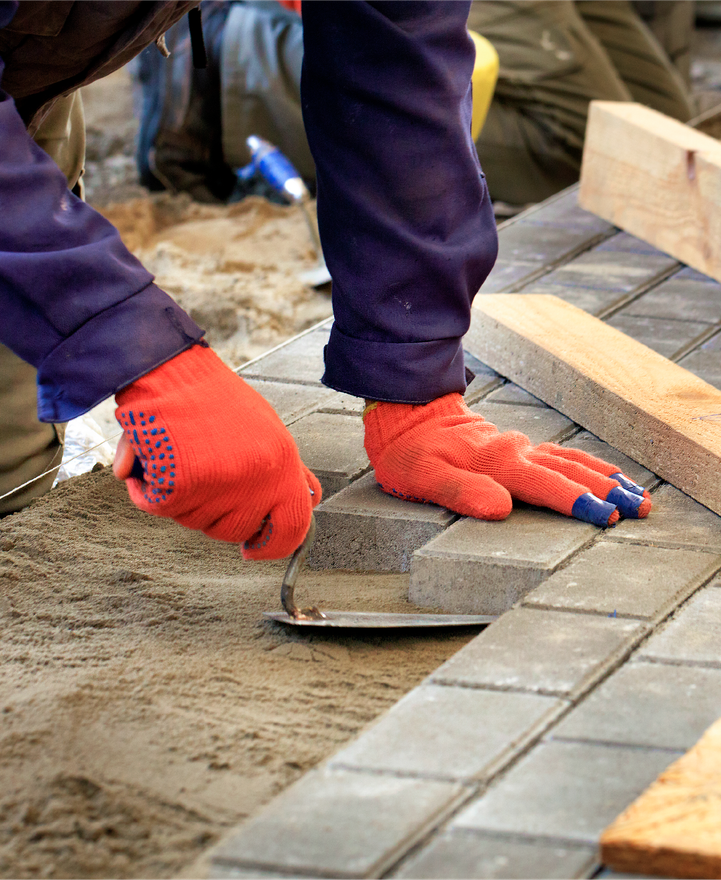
[363,392,472,450]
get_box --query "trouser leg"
[576,0,694,121]
[470,0,631,204]
[0,92,84,512]
[301,1,497,404]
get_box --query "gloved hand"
[363,393,650,527]
[113,344,321,559]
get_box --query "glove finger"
[533,442,619,476]
[242,479,314,561]
[493,456,619,525]
[529,450,651,518]
[376,460,513,520]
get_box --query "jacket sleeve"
[0,16,204,422]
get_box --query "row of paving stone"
[209,185,721,878]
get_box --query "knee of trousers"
[0,345,63,515]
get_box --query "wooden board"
[601,717,721,878]
[579,101,721,283]
[468,293,721,514]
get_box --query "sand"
[0,469,473,878]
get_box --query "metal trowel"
[263,515,498,629]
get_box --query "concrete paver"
[604,313,713,360]
[210,766,469,878]
[513,281,633,318]
[245,378,337,425]
[481,260,541,293]
[595,232,670,256]
[637,580,721,667]
[287,412,369,498]
[316,390,364,416]
[520,187,615,234]
[452,740,679,844]
[463,351,504,403]
[469,401,576,445]
[485,383,544,407]
[608,484,721,553]
[330,683,566,781]
[624,277,721,323]
[309,472,455,572]
[409,509,596,615]
[497,222,602,264]
[552,659,721,751]
[393,830,596,879]
[523,541,721,620]
[678,328,721,388]
[531,249,678,294]
[561,431,657,489]
[431,607,645,697]
[240,327,329,385]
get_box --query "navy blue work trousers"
[302,1,498,403]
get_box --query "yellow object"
[468,30,499,141]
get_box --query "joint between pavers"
[211,856,343,879]
[593,263,682,321]
[545,734,685,756]
[634,654,721,670]
[519,600,649,621]
[326,761,486,787]
[430,677,574,700]
[669,320,721,362]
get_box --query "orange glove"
[113,344,321,559]
[363,393,650,527]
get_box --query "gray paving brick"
[452,740,678,844]
[608,484,721,552]
[514,282,631,317]
[497,223,600,265]
[677,329,721,388]
[595,232,670,256]
[210,766,468,878]
[409,510,596,615]
[309,472,455,572]
[638,582,721,667]
[469,401,576,445]
[241,328,329,385]
[485,383,544,407]
[316,390,364,416]
[431,608,645,696]
[245,378,337,425]
[534,250,678,294]
[393,829,596,879]
[209,868,299,879]
[331,684,565,781]
[675,265,717,283]
[481,260,541,293]
[523,541,720,619]
[624,278,721,323]
[520,187,615,234]
[463,351,503,404]
[604,314,713,360]
[288,412,368,498]
[561,431,657,488]
[552,659,721,751]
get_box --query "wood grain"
[601,717,721,878]
[579,101,721,283]
[468,293,721,513]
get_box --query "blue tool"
[237,137,331,286]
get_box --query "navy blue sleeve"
[0,21,203,422]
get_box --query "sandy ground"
[0,469,473,878]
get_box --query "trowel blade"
[263,610,497,628]
[298,263,332,287]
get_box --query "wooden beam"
[579,101,721,283]
[601,717,721,879]
[468,294,721,514]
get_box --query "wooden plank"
[601,717,721,878]
[468,293,721,514]
[579,101,721,283]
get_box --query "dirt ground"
[0,469,473,879]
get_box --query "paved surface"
[210,186,721,879]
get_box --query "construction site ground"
[4,34,721,880]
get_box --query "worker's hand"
[363,393,650,527]
[113,344,321,560]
